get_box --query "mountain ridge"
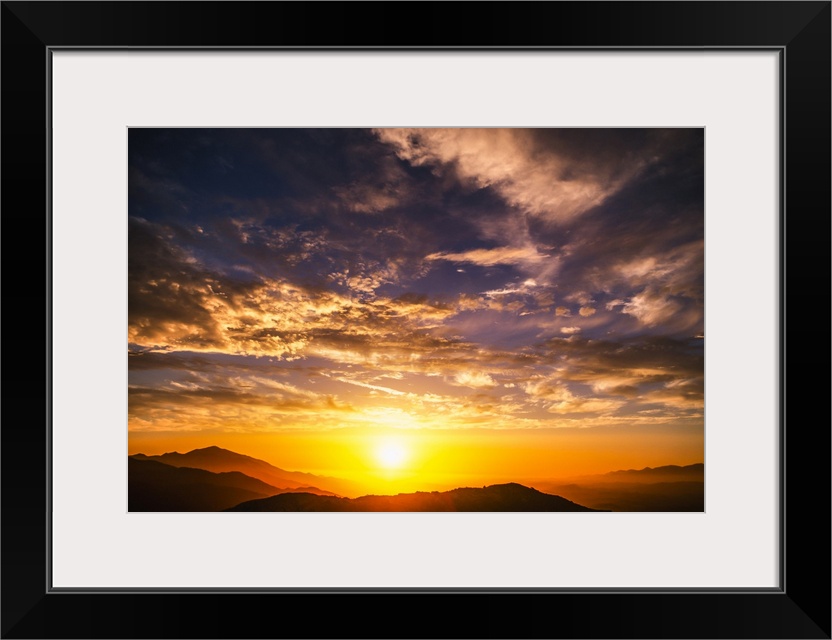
[532,462,704,512]
[129,457,282,511]
[226,482,602,512]
[130,446,343,495]
[603,463,703,478]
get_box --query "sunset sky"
[128,128,704,494]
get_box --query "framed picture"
[125,124,708,519]
[3,2,829,638]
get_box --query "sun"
[375,440,409,469]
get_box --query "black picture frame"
[2,2,829,638]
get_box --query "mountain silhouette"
[128,457,290,511]
[130,446,341,496]
[534,462,704,512]
[602,463,704,483]
[225,482,601,512]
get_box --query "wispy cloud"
[375,128,652,223]
[453,371,498,389]
[426,246,548,267]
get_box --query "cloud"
[482,278,546,301]
[128,129,703,435]
[546,397,624,415]
[426,246,547,267]
[128,350,216,371]
[608,289,684,328]
[547,234,704,336]
[333,182,403,214]
[623,291,681,326]
[128,218,243,351]
[382,293,455,323]
[375,128,661,224]
[642,377,704,408]
[523,380,574,402]
[131,219,464,359]
[330,375,408,397]
[534,336,704,414]
[453,371,497,389]
[244,376,322,400]
[523,379,623,415]
[331,148,415,214]
[128,378,355,433]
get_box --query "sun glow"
[375,440,409,469]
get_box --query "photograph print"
[128,128,704,513]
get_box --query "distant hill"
[602,463,704,483]
[129,457,286,511]
[130,446,341,496]
[226,483,601,512]
[533,463,704,512]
